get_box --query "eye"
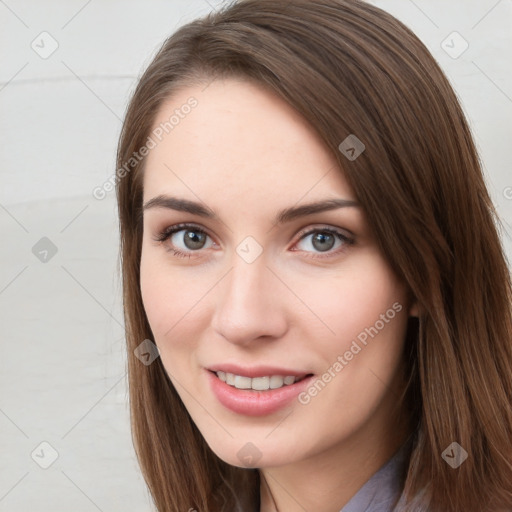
[292,226,354,259]
[153,223,214,258]
[153,223,354,260]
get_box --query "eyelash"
[153,222,354,260]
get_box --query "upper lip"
[207,363,313,379]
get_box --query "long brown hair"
[115,1,512,510]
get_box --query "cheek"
[297,251,406,346]
[140,253,170,335]
[293,252,409,412]
[139,257,194,387]
[139,248,214,353]
[139,250,190,343]
[310,265,407,400]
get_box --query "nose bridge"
[211,248,286,343]
[222,251,271,318]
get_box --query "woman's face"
[140,78,416,469]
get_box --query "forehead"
[143,78,355,206]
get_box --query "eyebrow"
[142,195,359,224]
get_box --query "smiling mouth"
[210,370,313,391]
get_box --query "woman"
[115,0,512,510]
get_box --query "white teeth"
[216,372,303,391]
[269,375,284,389]
[234,375,252,389]
[252,376,270,391]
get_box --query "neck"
[258,396,412,512]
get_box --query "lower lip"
[206,370,315,416]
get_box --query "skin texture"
[140,78,418,512]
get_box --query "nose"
[210,253,288,346]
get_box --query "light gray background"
[0,1,511,511]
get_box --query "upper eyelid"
[295,224,353,239]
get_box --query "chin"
[207,437,300,469]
